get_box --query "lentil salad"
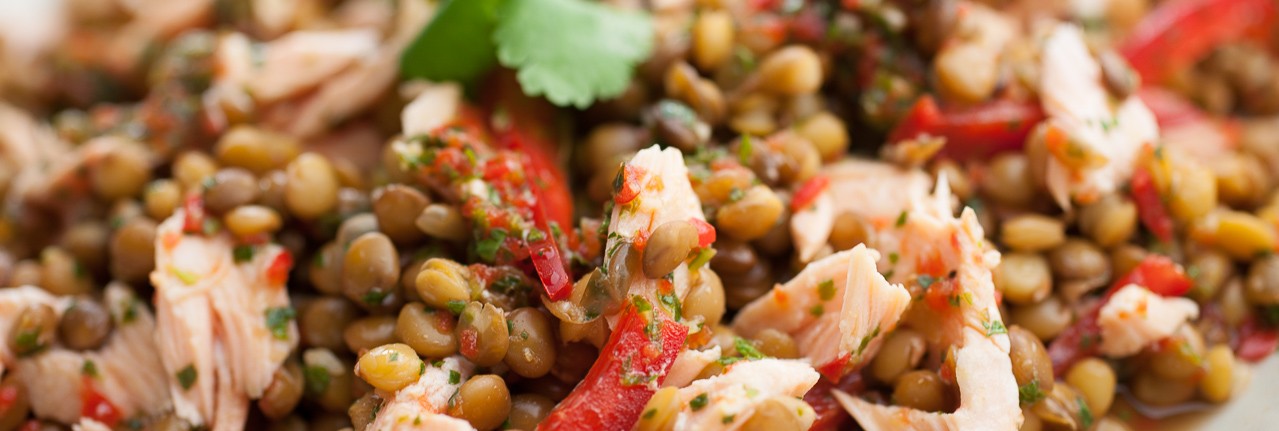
[0,0,1277,430]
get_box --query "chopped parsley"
[982,319,1008,337]
[895,210,908,227]
[738,135,754,164]
[722,414,736,424]
[817,279,836,301]
[888,252,899,264]
[856,326,881,356]
[120,299,138,324]
[232,245,254,263]
[658,291,682,319]
[734,337,766,360]
[447,300,468,315]
[1018,380,1045,405]
[809,304,824,317]
[304,366,331,394]
[1077,396,1094,428]
[689,393,709,411]
[177,364,198,390]
[642,409,657,420]
[264,307,296,340]
[14,330,43,356]
[475,228,508,262]
[728,188,745,202]
[82,360,99,378]
[917,275,936,290]
[449,370,462,385]
[362,290,389,306]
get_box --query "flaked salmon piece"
[734,245,910,379]
[366,356,477,431]
[838,181,1021,431]
[1096,284,1200,357]
[152,209,297,429]
[16,284,170,425]
[0,286,70,376]
[932,2,1015,103]
[663,346,721,389]
[401,82,463,137]
[1039,24,1159,208]
[669,359,819,431]
[601,145,706,327]
[790,159,931,263]
[246,29,380,104]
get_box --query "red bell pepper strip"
[791,175,830,212]
[1236,317,1279,362]
[1129,167,1175,243]
[888,95,1044,162]
[481,72,576,301]
[1119,0,1277,85]
[537,303,688,431]
[181,193,206,234]
[1049,255,1194,373]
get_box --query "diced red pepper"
[265,250,293,287]
[537,304,688,431]
[787,7,827,43]
[1236,317,1279,362]
[804,371,866,431]
[613,163,644,206]
[1105,254,1194,298]
[1129,167,1175,243]
[81,379,122,427]
[791,175,830,212]
[1119,0,1277,85]
[689,218,716,248]
[888,95,1045,162]
[181,193,205,234]
[529,235,572,301]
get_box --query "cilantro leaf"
[401,0,503,85]
[493,0,653,108]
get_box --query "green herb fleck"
[82,360,99,378]
[689,393,709,411]
[734,337,766,360]
[659,291,682,319]
[449,370,461,385]
[447,300,468,315]
[362,289,388,306]
[888,252,899,264]
[642,409,657,420]
[476,228,508,262]
[233,245,254,263]
[264,307,295,340]
[1018,380,1045,405]
[817,279,836,301]
[177,364,198,390]
[304,366,331,394]
[722,414,736,424]
[809,304,824,317]
[917,275,935,290]
[738,135,754,164]
[689,247,716,271]
[171,266,200,285]
[728,188,745,202]
[895,210,908,227]
[1077,396,1094,428]
[982,319,1007,337]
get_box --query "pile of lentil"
[1,0,1279,430]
